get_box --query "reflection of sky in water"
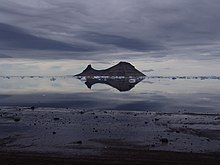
[0,76,220,113]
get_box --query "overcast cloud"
[0,0,220,60]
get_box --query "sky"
[0,0,220,76]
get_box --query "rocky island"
[75,62,145,91]
[75,61,145,77]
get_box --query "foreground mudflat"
[0,107,220,164]
[0,150,220,165]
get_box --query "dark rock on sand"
[13,117,21,122]
[155,118,159,121]
[71,141,82,144]
[160,138,169,144]
[53,117,60,121]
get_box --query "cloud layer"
[0,0,220,60]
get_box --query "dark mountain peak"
[114,61,134,68]
[109,61,135,71]
[118,61,131,65]
[85,64,93,71]
[75,62,145,77]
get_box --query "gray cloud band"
[0,0,220,59]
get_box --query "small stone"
[30,106,35,110]
[160,138,169,144]
[53,132,56,135]
[54,117,60,121]
[76,141,82,144]
[14,117,21,122]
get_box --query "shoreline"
[0,150,220,165]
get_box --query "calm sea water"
[0,76,220,113]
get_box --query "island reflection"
[76,77,145,92]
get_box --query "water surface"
[0,76,219,113]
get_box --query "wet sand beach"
[0,106,220,164]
